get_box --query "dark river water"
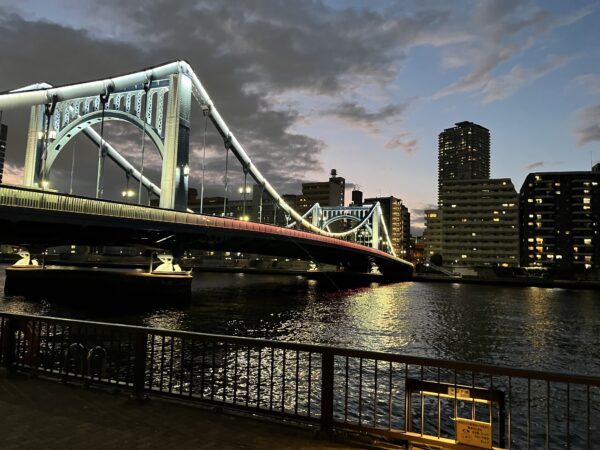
[1,267,599,375]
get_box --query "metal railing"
[1,311,598,449]
[0,185,400,261]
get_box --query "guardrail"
[0,184,402,262]
[0,312,598,449]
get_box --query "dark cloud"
[523,160,563,171]
[320,102,407,133]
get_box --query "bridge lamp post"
[122,189,136,203]
[238,185,252,219]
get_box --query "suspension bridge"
[0,60,413,279]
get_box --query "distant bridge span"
[0,186,414,278]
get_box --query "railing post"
[320,350,334,437]
[1,318,17,374]
[133,331,148,399]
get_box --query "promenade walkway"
[0,374,368,449]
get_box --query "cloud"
[575,104,600,146]
[482,55,572,103]
[1,162,23,185]
[576,74,600,95]
[436,1,590,101]
[320,101,407,133]
[384,133,418,154]
[524,160,563,171]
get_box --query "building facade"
[364,196,410,257]
[438,121,490,205]
[425,178,519,267]
[298,169,345,212]
[520,170,600,273]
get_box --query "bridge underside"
[0,206,413,279]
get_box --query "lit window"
[584,238,592,245]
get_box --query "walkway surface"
[0,374,365,449]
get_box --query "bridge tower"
[21,72,192,211]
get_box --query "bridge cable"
[199,110,208,214]
[137,81,151,204]
[96,90,110,199]
[242,166,249,219]
[223,136,231,216]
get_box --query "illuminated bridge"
[0,61,413,278]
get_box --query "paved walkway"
[0,374,365,449]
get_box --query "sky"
[0,0,599,234]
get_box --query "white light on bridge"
[122,189,136,198]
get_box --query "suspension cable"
[242,166,248,219]
[258,185,264,223]
[138,81,151,204]
[223,137,230,216]
[96,91,109,199]
[200,111,208,214]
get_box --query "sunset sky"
[0,0,598,233]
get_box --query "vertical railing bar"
[211,342,216,401]
[200,341,206,399]
[257,347,262,410]
[527,378,531,450]
[508,376,512,450]
[546,381,550,450]
[269,347,275,411]
[472,372,476,421]
[344,355,349,423]
[188,338,195,398]
[566,383,570,450]
[179,337,185,395]
[388,361,393,431]
[168,336,175,394]
[489,373,493,443]
[586,384,590,450]
[246,345,251,407]
[308,352,312,417]
[159,335,166,392]
[281,349,286,412]
[147,334,155,390]
[374,359,378,427]
[421,365,425,437]
[438,367,442,438]
[358,358,363,426]
[233,344,239,404]
[404,363,409,432]
[294,350,300,416]
[223,343,228,402]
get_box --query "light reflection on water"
[0,268,598,375]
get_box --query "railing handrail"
[2,311,598,387]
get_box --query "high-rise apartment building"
[434,178,519,267]
[438,121,490,205]
[0,123,7,184]
[364,196,410,257]
[520,170,600,273]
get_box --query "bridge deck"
[0,374,362,449]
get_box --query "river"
[0,268,598,375]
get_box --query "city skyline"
[0,1,598,234]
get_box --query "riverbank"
[414,273,600,290]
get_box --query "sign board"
[448,386,471,399]
[455,418,492,449]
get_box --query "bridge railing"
[1,312,598,448]
[0,185,402,261]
